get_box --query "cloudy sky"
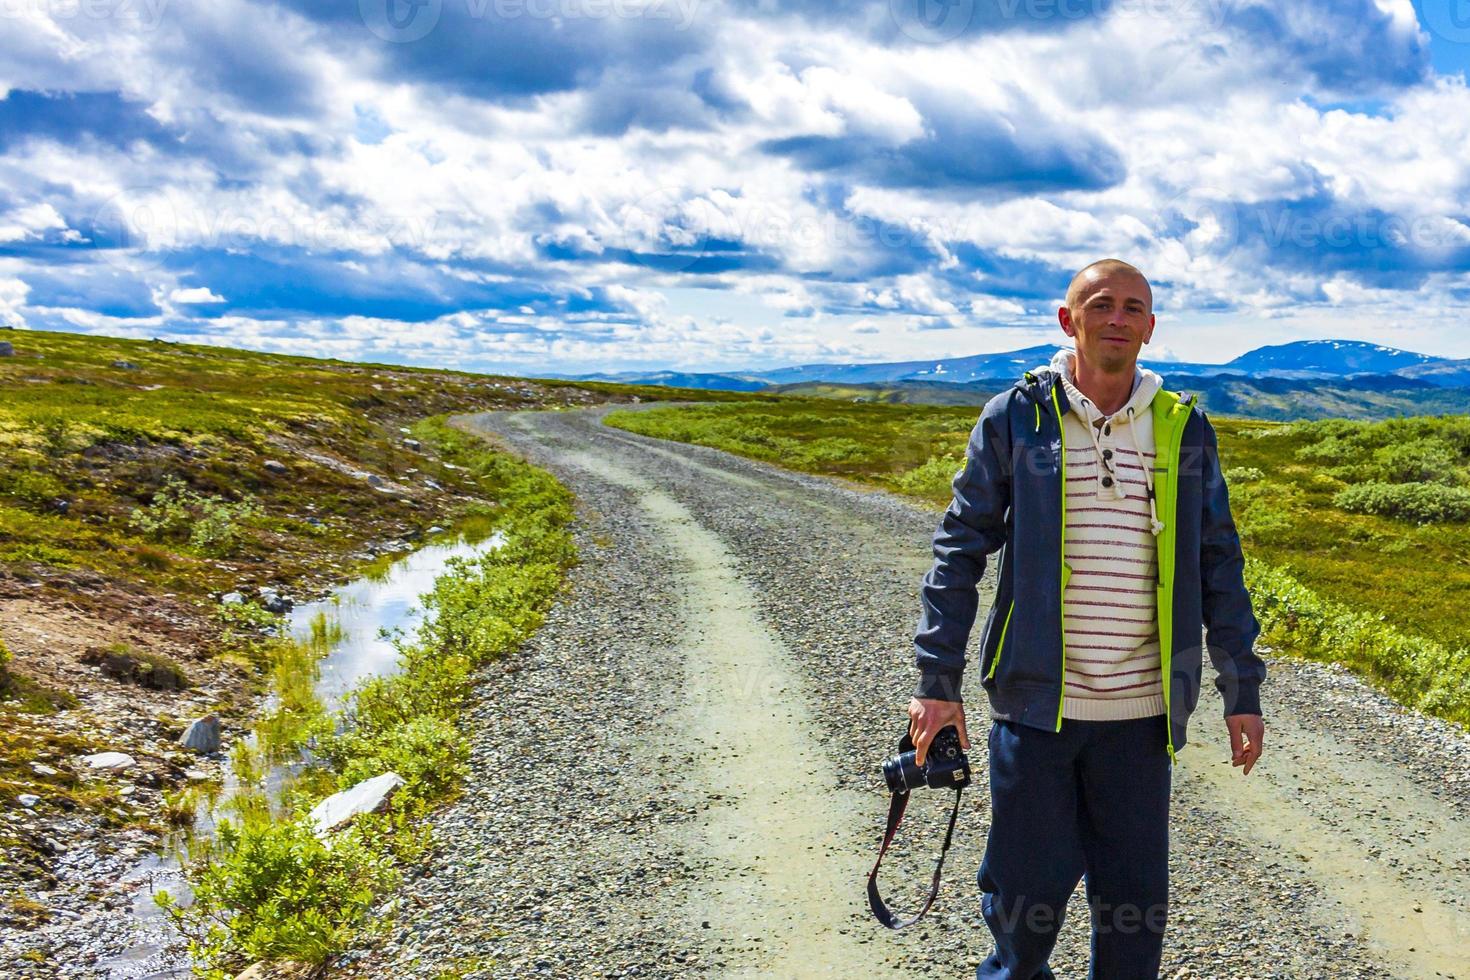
[3,0,1470,375]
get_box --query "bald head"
[1065,258,1152,313]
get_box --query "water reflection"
[95,529,506,978]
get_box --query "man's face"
[1057,270,1156,374]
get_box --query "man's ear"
[1143,313,1156,345]
[1058,305,1076,337]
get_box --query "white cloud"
[169,286,226,304]
[1,0,1468,372]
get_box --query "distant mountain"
[556,370,768,392]
[755,345,1062,385]
[1215,339,1447,378]
[772,374,1470,421]
[558,339,1469,393]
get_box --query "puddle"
[93,530,506,978]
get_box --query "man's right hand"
[908,697,970,766]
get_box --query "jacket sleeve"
[1197,413,1267,716]
[912,394,1013,702]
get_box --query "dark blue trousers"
[976,713,1172,980]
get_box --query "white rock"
[80,752,135,771]
[30,763,58,777]
[179,714,222,754]
[307,772,405,838]
[17,794,40,808]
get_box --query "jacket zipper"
[1155,393,1191,765]
[1050,384,1067,732]
[987,600,1015,680]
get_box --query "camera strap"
[865,784,964,930]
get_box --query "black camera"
[882,724,972,794]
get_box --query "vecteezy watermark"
[889,0,976,43]
[606,189,990,272]
[1419,0,1470,45]
[0,0,171,30]
[89,188,452,271]
[891,0,1226,44]
[358,0,701,42]
[1161,187,1470,265]
[358,0,442,42]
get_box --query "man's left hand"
[1225,714,1264,775]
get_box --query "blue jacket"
[912,366,1266,761]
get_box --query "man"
[907,259,1267,980]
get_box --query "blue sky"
[3,0,1470,375]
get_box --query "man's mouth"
[1101,336,1131,345]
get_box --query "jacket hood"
[1047,346,1163,423]
[1013,347,1163,414]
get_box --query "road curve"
[337,405,1470,980]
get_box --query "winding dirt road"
[343,405,1470,980]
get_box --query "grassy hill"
[605,399,1470,727]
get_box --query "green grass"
[0,327,743,609]
[607,401,1470,729]
[158,415,579,976]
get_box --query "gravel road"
[337,405,1470,980]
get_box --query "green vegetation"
[0,327,739,609]
[127,475,264,556]
[606,399,980,496]
[82,643,192,691]
[607,401,1470,728]
[1245,558,1466,720]
[158,415,576,977]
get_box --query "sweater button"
[1101,475,1114,488]
[1103,424,1111,436]
[1103,449,1113,460]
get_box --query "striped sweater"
[1050,347,1168,722]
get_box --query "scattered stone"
[80,752,135,771]
[427,525,445,535]
[423,478,443,491]
[17,794,40,808]
[258,588,292,614]
[110,359,139,370]
[30,763,58,778]
[219,591,245,605]
[179,714,221,754]
[263,459,289,475]
[0,340,13,356]
[403,438,421,450]
[308,772,405,837]
[367,474,385,487]
[184,768,211,782]
[234,961,315,980]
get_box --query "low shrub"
[1246,558,1468,725]
[891,453,964,501]
[83,643,191,691]
[129,475,263,556]
[1332,481,1470,524]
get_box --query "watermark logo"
[1420,0,1470,44]
[90,187,181,272]
[611,186,718,273]
[1162,188,1241,264]
[2,0,173,31]
[890,0,976,43]
[359,0,442,42]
